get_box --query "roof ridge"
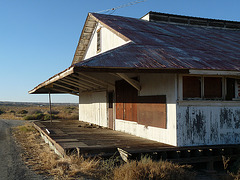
[144,11,240,30]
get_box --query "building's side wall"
[115,73,177,146]
[177,102,240,146]
[79,91,108,127]
[84,23,128,60]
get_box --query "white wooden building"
[30,12,240,147]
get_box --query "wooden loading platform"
[33,120,240,170]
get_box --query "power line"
[96,0,147,14]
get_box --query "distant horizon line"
[0,101,78,104]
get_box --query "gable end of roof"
[72,13,131,65]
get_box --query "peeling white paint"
[177,104,240,146]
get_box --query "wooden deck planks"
[34,120,173,157]
[33,120,240,166]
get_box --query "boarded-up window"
[116,79,167,128]
[97,28,101,52]
[183,76,201,99]
[204,77,222,99]
[137,96,166,128]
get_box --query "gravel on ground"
[0,119,50,180]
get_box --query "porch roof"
[28,64,188,95]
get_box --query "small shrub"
[17,124,35,132]
[100,154,123,179]
[113,156,195,180]
[24,113,44,120]
[43,114,59,121]
[64,106,76,114]
[66,106,76,111]
[227,157,240,179]
[70,113,79,120]
[18,109,28,114]
[47,110,59,115]
[10,110,16,114]
[29,109,43,115]
[0,109,5,115]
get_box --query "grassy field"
[0,101,78,120]
[4,101,237,179]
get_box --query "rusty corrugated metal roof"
[74,13,240,71]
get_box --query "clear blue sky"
[0,0,239,103]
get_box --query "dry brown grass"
[13,124,196,180]
[113,156,195,180]
[12,124,100,179]
[1,104,78,120]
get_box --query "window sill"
[177,99,240,106]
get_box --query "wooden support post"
[49,91,52,125]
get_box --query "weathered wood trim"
[51,87,79,96]
[71,74,105,88]
[64,76,97,90]
[90,13,130,42]
[53,83,78,93]
[59,79,88,90]
[72,14,97,64]
[177,100,240,106]
[29,66,74,94]
[189,70,240,76]
[76,72,115,88]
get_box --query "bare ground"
[0,119,50,180]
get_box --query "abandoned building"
[29,11,240,147]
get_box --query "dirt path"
[0,119,50,180]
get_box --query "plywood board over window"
[116,79,167,129]
[137,95,166,128]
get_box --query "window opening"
[183,76,201,99]
[182,76,238,101]
[235,79,240,99]
[97,28,101,52]
[226,78,235,100]
[204,77,222,99]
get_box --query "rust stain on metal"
[74,13,240,71]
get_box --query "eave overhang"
[29,64,240,96]
[28,66,190,96]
